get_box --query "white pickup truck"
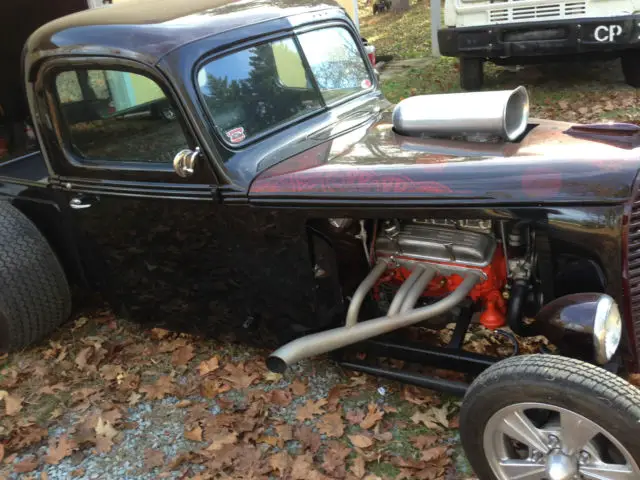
[438,0,640,89]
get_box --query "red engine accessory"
[377,248,508,329]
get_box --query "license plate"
[584,23,627,44]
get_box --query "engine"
[372,219,535,329]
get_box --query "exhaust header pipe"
[267,269,481,373]
[391,86,530,141]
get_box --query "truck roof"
[25,0,342,70]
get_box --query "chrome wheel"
[483,402,640,480]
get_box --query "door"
[47,63,317,337]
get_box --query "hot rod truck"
[1,0,640,477]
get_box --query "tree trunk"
[391,0,410,13]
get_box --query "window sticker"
[225,126,246,144]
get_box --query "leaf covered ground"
[0,309,483,479]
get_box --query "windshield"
[196,26,372,145]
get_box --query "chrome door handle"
[69,195,93,210]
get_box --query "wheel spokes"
[559,409,600,455]
[498,460,546,480]
[499,408,549,454]
[580,463,636,480]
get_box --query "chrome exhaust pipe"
[392,86,530,141]
[400,267,436,313]
[387,265,426,317]
[266,271,481,373]
[345,260,389,328]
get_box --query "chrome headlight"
[593,296,622,365]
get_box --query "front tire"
[0,202,71,352]
[460,355,640,480]
[460,57,484,91]
[622,51,640,88]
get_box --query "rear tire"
[460,355,640,480]
[460,57,484,91]
[0,202,71,352]
[622,51,640,88]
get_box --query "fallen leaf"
[205,431,238,451]
[268,451,291,475]
[95,416,119,453]
[359,403,384,430]
[411,435,439,450]
[96,417,118,439]
[431,405,449,428]
[139,376,174,400]
[150,328,171,340]
[291,453,316,479]
[411,410,444,430]
[102,409,123,424]
[295,425,321,453]
[128,392,142,406]
[74,347,94,371]
[290,379,307,395]
[71,467,86,477]
[402,386,436,406]
[172,345,195,366]
[296,398,328,421]
[375,431,393,442]
[222,363,258,389]
[144,448,165,471]
[175,400,192,408]
[275,424,292,442]
[317,411,344,437]
[197,356,220,376]
[322,440,351,476]
[184,425,203,442]
[269,389,292,407]
[14,456,39,473]
[44,435,77,465]
[348,434,373,448]
[421,446,447,462]
[263,371,283,383]
[39,383,68,395]
[99,364,125,382]
[0,390,23,416]
[326,384,348,411]
[200,378,230,398]
[350,455,366,478]
[346,408,366,425]
[8,424,48,451]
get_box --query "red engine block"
[377,248,508,329]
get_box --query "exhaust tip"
[266,355,287,374]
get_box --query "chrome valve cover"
[375,223,496,267]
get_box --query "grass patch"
[368,461,401,478]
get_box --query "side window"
[297,27,372,104]
[54,69,188,164]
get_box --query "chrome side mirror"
[173,147,199,178]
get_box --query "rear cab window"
[196,25,373,147]
[53,69,189,165]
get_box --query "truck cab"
[438,0,640,89]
